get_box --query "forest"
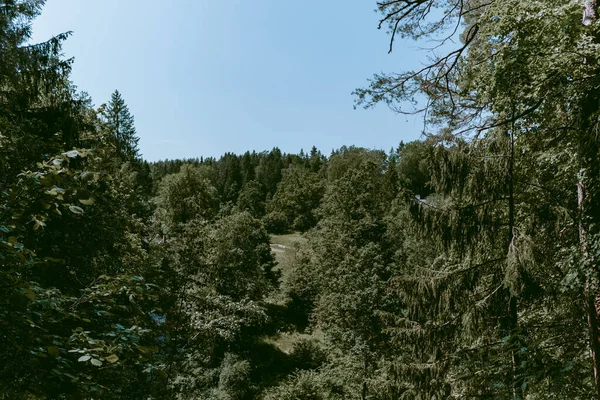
[2,0,600,399]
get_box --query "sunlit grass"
[270,232,307,279]
[263,329,324,354]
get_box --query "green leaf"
[47,346,60,357]
[69,205,84,215]
[157,369,168,379]
[79,198,94,206]
[45,187,65,196]
[90,358,103,367]
[33,219,46,230]
[64,150,79,158]
[105,354,119,364]
[78,355,91,362]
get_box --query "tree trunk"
[509,297,522,399]
[507,122,523,400]
[579,176,600,397]
[580,2,600,396]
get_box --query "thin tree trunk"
[580,2,600,396]
[589,296,600,397]
[509,297,522,400]
[507,121,523,400]
[579,176,600,397]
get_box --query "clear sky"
[32,0,428,161]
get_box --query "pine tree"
[102,90,140,163]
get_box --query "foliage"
[154,163,220,231]
[99,90,140,164]
[236,180,267,219]
[263,211,291,234]
[268,165,325,232]
[5,0,600,398]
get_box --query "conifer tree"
[0,0,76,185]
[101,90,140,163]
[256,147,284,197]
[354,0,600,397]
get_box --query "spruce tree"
[356,0,600,397]
[102,90,140,163]
[0,0,76,185]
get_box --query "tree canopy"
[2,1,600,398]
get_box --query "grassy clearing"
[270,232,307,248]
[270,232,307,279]
[265,233,323,351]
[263,329,324,354]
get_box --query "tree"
[279,161,398,398]
[237,180,267,218]
[356,0,600,397]
[396,140,432,197]
[0,148,167,398]
[166,212,277,398]
[327,146,386,182]
[268,165,325,232]
[216,152,243,203]
[101,90,140,163]
[256,147,284,198]
[154,164,220,232]
[308,146,326,175]
[240,151,258,184]
[0,0,80,187]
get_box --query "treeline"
[150,146,327,232]
[0,3,430,398]
[148,142,426,234]
[4,0,600,399]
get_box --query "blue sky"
[32,0,428,161]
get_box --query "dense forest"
[3,0,600,398]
